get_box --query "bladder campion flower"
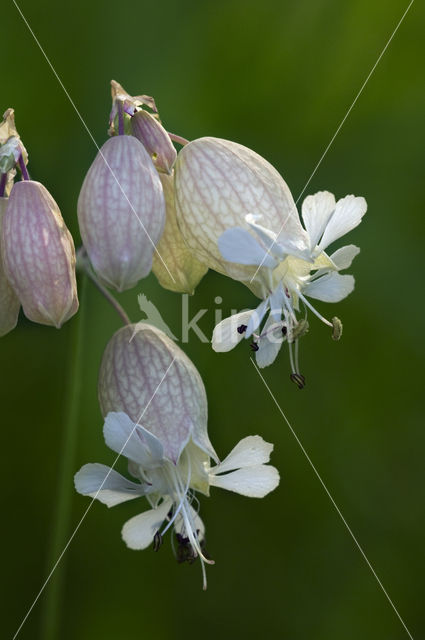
[75,323,279,588]
[212,191,366,380]
[174,136,309,297]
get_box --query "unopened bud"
[109,80,158,136]
[1,181,78,328]
[0,197,20,336]
[152,172,207,293]
[98,323,217,464]
[77,135,165,292]
[131,110,176,174]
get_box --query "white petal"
[103,412,163,465]
[245,214,287,260]
[304,272,355,302]
[210,464,280,498]
[318,195,366,251]
[268,283,285,321]
[74,463,145,507]
[211,309,255,352]
[246,298,268,338]
[174,505,206,541]
[121,497,173,550]
[212,436,274,474]
[330,244,360,270]
[256,329,284,368]
[218,228,278,269]
[301,191,336,250]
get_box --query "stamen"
[250,341,259,352]
[331,316,343,341]
[180,502,214,565]
[153,531,163,552]
[294,338,300,374]
[160,452,192,537]
[290,373,306,389]
[297,291,332,327]
[288,340,296,374]
[292,318,309,341]
[237,324,247,334]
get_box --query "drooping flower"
[1,180,78,328]
[174,136,309,297]
[77,322,279,587]
[75,412,279,589]
[77,135,165,291]
[212,191,366,381]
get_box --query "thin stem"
[168,132,190,146]
[40,274,88,640]
[84,265,131,325]
[18,154,30,180]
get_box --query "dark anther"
[290,373,306,389]
[281,326,287,336]
[153,531,163,552]
[250,341,259,352]
[237,324,247,334]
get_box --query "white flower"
[212,191,366,382]
[75,411,279,589]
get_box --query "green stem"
[84,265,131,325]
[40,274,88,640]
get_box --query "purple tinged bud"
[1,181,78,328]
[98,323,218,464]
[0,197,20,336]
[131,110,177,174]
[77,136,165,292]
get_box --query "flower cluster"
[2,79,366,587]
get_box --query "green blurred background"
[2,1,424,638]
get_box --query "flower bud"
[0,197,20,336]
[130,110,177,174]
[1,181,78,328]
[109,79,158,136]
[78,136,165,292]
[152,172,207,294]
[0,109,28,196]
[98,323,217,463]
[174,137,309,285]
